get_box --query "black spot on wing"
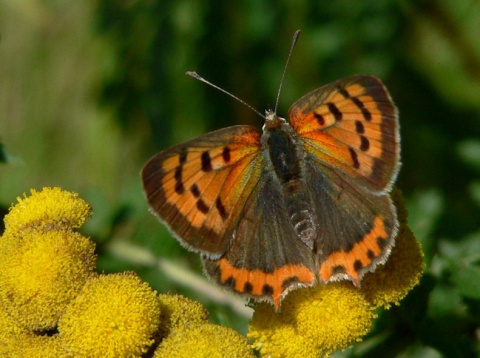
[215,197,228,220]
[327,103,343,121]
[179,149,188,164]
[349,148,360,169]
[262,284,274,296]
[332,265,346,275]
[338,87,349,98]
[244,282,253,293]
[351,97,372,121]
[354,260,363,272]
[201,151,213,172]
[314,112,325,126]
[174,166,185,194]
[282,276,299,291]
[224,276,235,288]
[174,181,185,195]
[196,198,209,214]
[355,120,365,134]
[222,146,231,163]
[190,184,201,198]
[360,136,370,151]
[377,236,388,249]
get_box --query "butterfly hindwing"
[203,169,317,307]
[288,75,399,193]
[303,155,397,285]
[142,125,263,255]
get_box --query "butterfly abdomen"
[286,194,317,249]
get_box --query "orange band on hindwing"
[212,258,316,308]
[319,215,390,285]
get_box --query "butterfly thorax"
[261,112,317,249]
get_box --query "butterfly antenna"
[186,71,265,119]
[274,29,301,114]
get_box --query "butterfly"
[142,68,400,309]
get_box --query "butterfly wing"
[303,159,397,285]
[203,168,316,308]
[288,75,399,193]
[287,75,400,284]
[142,126,263,256]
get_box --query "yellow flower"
[0,230,96,330]
[360,189,425,308]
[158,294,209,339]
[360,225,424,308]
[0,333,64,358]
[0,306,30,355]
[1,307,64,357]
[155,323,255,358]
[3,187,91,235]
[249,282,375,357]
[0,304,28,337]
[58,272,161,358]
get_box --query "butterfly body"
[143,75,400,308]
[261,112,317,249]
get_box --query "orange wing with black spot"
[288,75,400,286]
[289,75,399,193]
[142,126,263,256]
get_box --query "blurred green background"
[1,0,480,356]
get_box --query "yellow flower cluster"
[0,187,254,357]
[0,187,423,357]
[4,187,91,234]
[154,294,255,358]
[0,188,96,331]
[156,321,255,357]
[58,273,161,357]
[248,188,425,357]
[157,293,209,339]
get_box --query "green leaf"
[440,232,480,299]
[457,139,480,172]
[406,189,443,249]
[439,232,480,260]
[428,283,465,317]
[450,261,480,299]
[468,181,480,208]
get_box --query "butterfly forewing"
[288,75,399,192]
[142,126,263,255]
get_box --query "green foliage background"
[1,1,480,356]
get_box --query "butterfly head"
[263,109,286,131]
